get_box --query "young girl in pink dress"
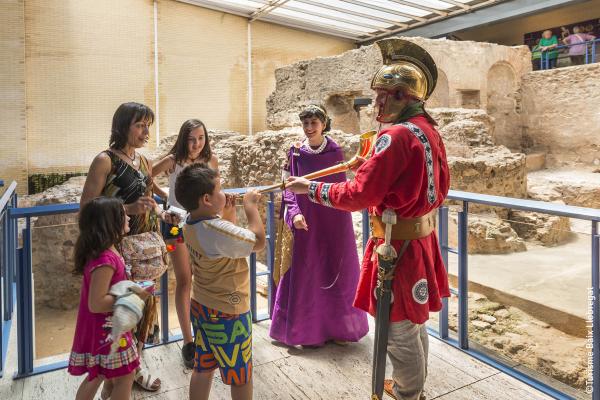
[68,197,149,400]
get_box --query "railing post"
[250,252,257,322]
[9,194,17,314]
[593,40,596,64]
[586,43,590,65]
[457,202,469,350]
[17,217,34,377]
[157,200,170,344]
[266,193,275,317]
[438,206,449,339]
[362,209,369,254]
[592,221,599,400]
[159,259,169,344]
[2,207,9,322]
[542,52,547,70]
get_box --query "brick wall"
[0,0,27,193]
[0,0,355,192]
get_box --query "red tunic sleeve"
[308,126,410,212]
[308,116,449,218]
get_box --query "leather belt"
[370,209,437,240]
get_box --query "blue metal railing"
[538,38,599,70]
[0,181,18,378]
[1,183,600,399]
[433,190,600,400]
[4,187,276,378]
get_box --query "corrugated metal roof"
[179,0,503,42]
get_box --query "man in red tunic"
[286,38,450,400]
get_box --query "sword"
[371,209,406,400]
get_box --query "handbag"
[119,231,169,281]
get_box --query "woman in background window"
[563,26,596,66]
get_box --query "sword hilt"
[376,209,398,260]
[381,209,396,245]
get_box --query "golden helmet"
[371,38,438,101]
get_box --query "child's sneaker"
[181,342,195,369]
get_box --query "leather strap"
[370,209,437,240]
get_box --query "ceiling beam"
[176,0,254,18]
[260,14,364,39]
[439,0,470,9]
[387,0,448,16]
[252,0,391,30]
[250,0,290,21]
[339,0,426,22]
[294,0,408,26]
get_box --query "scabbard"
[372,278,394,400]
[371,240,410,400]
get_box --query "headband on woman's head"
[303,105,327,118]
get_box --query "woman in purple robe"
[269,104,369,347]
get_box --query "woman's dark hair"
[109,102,155,149]
[299,104,331,133]
[169,119,211,164]
[74,197,126,274]
[175,163,218,212]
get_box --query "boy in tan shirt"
[175,164,265,400]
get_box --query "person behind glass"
[531,38,542,71]
[80,102,178,392]
[563,26,596,66]
[152,119,218,368]
[269,104,369,348]
[539,30,559,69]
[68,197,151,400]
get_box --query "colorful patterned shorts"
[190,300,253,386]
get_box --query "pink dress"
[68,249,139,380]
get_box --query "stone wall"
[521,63,600,167]
[267,37,531,151]
[429,108,527,200]
[147,129,360,190]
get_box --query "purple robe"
[269,137,369,346]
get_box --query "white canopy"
[179,0,502,42]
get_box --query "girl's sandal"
[134,368,161,392]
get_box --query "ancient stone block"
[509,210,571,247]
[449,213,527,254]
[525,152,546,172]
